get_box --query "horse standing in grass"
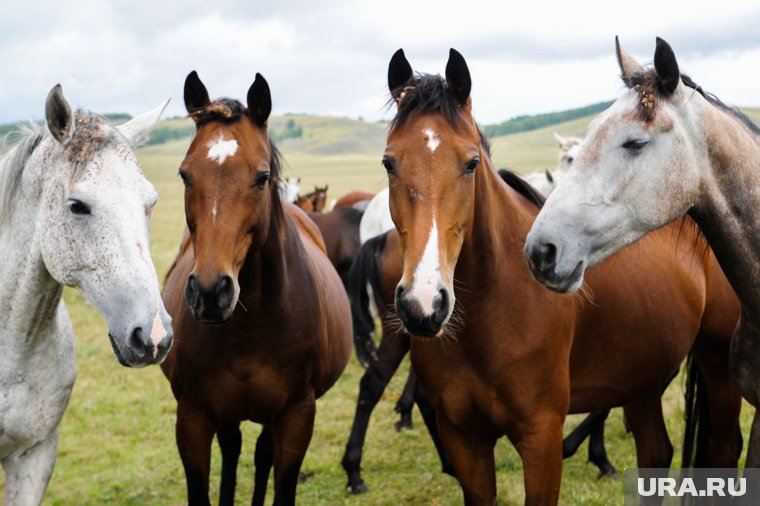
[161,71,351,506]
[0,85,172,505]
[524,36,760,466]
[332,190,375,211]
[382,48,739,505]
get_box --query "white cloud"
[0,0,759,124]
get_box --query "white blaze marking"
[423,128,440,153]
[207,137,238,165]
[150,311,167,358]
[411,220,440,314]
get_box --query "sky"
[1,0,760,125]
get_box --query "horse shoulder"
[283,202,327,255]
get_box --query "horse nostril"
[215,275,234,309]
[530,242,558,273]
[129,327,149,352]
[185,274,200,308]
[395,284,406,302]
[433,288,450,324]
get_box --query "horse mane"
[497,169,546,209]
[388,72,492,156]
[189,97,284,224]
[626,69,760,136]
[0,124,44,227]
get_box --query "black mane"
[497,169,546,208]
[388,72,491,156]
[679,74,760,138]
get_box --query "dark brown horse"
[161,71,352,506]
[295,185,328,212]
[307,206,362,288]
[381,48,740,505]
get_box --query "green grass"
[1,112,757,505]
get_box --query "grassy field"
[1,111,756,505]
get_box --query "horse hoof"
[597,469,619,480]
[347,482,369,494]
[394,419,413,432]
[299,470,315,483]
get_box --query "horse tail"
[682,353,711,467]
[347,232,389,368]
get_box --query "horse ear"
[553,132,566,148]
[388,48,413,100]
[117,99,170,147]
[445,48,471,105]
[615,36,644,88]
[654,37,680,95]
[45,84,74,145]
[247,73,272,127]
[184,70,210,117]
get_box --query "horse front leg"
[176,401,215,506]
[1,431,58,506]
[217,422,242,506]
[511,412,565,505]
[271,395,316,506]
[436,416,497,506]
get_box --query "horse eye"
[382,158,396,175]
[622,139,648,152]
[178,169,190,187]
[68,199,91,216]
[566,157,574,164]
[464,157,480,174]
[254,172,270,187]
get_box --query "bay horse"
[342,168,635,494]
[383,48,740,504]
[332,190,375,211]
[523,36,760,466]
[295,185,328,212]
[160,71,352,506]
[0,85,172,504]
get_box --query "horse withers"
[160,71,352,506]
[0,86,172,505]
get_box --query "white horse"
[522,132,582,195]
[358,187,394,243]
[524,37,760,464]
[0,85,173,505]
[278,175,300,203]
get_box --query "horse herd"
[1,36,758,505]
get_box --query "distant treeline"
[483,101,613,137]
[271,119,303,141]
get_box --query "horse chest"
[0,310,76,458]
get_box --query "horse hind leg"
[562,410,618,478]
[1,431,58,506]
[341,333,409,494]
[251,427,274,506]
[217,422,242,506]
[394,368,416,431]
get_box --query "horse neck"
[236,204,303,312]
[0,139,66,347]
[688,102,760,319]
[459,155,535,274]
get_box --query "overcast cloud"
[1,0,759,125]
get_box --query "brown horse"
[381,48,741,504]
[332,190,375,210]
[161,71,352,506]
[295,185,328,212]
[307,206,363,288]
